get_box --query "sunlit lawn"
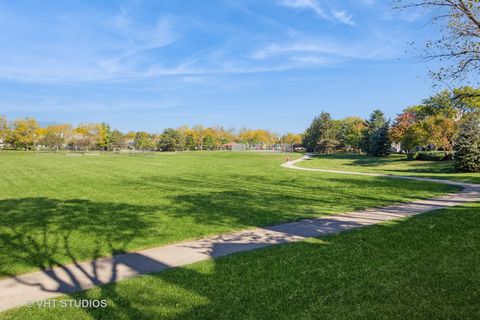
[0,151,457,276]
[298,153,480,184]
[2,202,479,320]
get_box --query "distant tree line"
[302,86,480,172]
[0,120,302,152]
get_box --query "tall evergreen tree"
[302,112,333,152]
[362,110,391,157]
[370,121,391,157]
[454,113,480,172]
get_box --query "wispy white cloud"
[112,9,178,52]
[278,0,328,19]
[289,55,326,65]
[250,37,397,62]
[97,9,180,76]
[332,10,355,26]
[277,0,355,26]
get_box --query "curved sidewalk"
[1,155,479,312]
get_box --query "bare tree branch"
[395,0,480,87]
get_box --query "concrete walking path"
[1,154,479,312]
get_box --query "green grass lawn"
[2,202,479,320]
[298,154,480,184]
[0,151,457,277]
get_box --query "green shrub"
[407,151,448,161]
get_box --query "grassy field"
[0,151,458,277]
[2,202,479,320]
[298,154,480,184]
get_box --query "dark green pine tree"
[369,121,391,157]
[302,111,332,152]
[454,113,480,172]
[361,109,391,157]
[302,117,319,152]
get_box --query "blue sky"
[0,0,437,133]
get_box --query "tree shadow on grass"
[0,198,178,318]
[0,197,160,278]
